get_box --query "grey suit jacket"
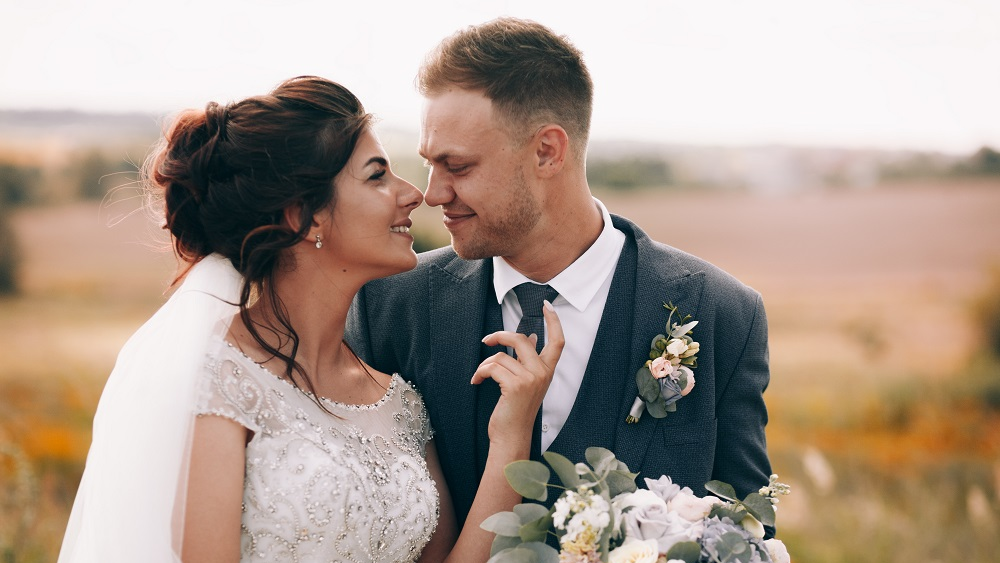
[346,215,771,528]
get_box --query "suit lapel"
[546,234,636,465]
[610,217,707,472]
[427,257,494,508]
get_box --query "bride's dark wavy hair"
[144,75,372,400]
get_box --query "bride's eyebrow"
[363,156,388,167]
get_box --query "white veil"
[58,254,242,563]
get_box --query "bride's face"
[318,129,423,279]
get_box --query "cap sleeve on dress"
[194,353,265,434]
[397,378,434,457]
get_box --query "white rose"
[667,491,722,523]
[763,538,791,563]
[615,488,668,512]
[608,538,660,563]
[665,338,688,356]
[644,476,683,504]
[623,504,700,554]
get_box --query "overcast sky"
[2,0,999,153]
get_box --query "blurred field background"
[1,111,999,562]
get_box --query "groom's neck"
[501,192,603,283]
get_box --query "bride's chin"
[367,254,419,280]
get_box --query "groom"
[347,17,771,529]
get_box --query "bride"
[58,76,563,563]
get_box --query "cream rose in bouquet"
[481,448,790,563]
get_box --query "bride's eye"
[369,169,387,181]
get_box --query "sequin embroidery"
[195,338,438,562]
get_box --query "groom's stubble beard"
[451,168,541,261]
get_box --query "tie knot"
[512,283,558,318]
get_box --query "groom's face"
[419,89,542,260]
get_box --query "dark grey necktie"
[513,282,559,355]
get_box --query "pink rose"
[678,366,695,396]
[650,357,673,379]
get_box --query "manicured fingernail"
[543,299,555,312]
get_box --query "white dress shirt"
[492,198,626,450]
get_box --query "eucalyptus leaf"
[486,547,536,563]
[585,447,617,475]
[519,514,553,543]
[713,532,751,563]
[705,480,738,502]
[605,469,639,497]
[542,451,581,489]
[504,460,550,502]
[740,493,776,526]
[650,333,667,350]
[636,367,660,402]
[665,401,677,413]
[513,502,551,524]
[646,396,668,418]
[490,534,523,557]
[486,543,560,563]
[520,542,560,563]
[665,540,702,563]
[480,511,522,537]
[709,504,747,523]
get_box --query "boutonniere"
[626,302,699,423]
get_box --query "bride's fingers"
[538,300,565,368]
[470,353,519,385]
[482,330,545,366]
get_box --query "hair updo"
[144,76,372,395]
[148,75,371,276]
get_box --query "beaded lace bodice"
[194,338,439,563]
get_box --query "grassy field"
[2,180,1000,562]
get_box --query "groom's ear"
[532,124,570,179]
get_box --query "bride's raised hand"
[471,301,564,445]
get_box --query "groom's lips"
[441,211,475,230]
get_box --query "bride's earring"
[315,235,323,249]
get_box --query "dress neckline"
[221,339,399,411]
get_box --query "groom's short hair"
[418,17,593,158]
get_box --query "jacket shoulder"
[615,214,761,308]
[362,246,460,295]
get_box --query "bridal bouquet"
[481,448,790,563]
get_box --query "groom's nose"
[423,166,453,207]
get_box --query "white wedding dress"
[196,338,439,562]
[58,254,439,563]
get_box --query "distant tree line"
[586,156,674,190]
[953,146,1000,176]
[0,149,139,295]
[880,146,1000,181]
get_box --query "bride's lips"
[389,218,413,237]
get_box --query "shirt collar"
[492,198,625,311]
